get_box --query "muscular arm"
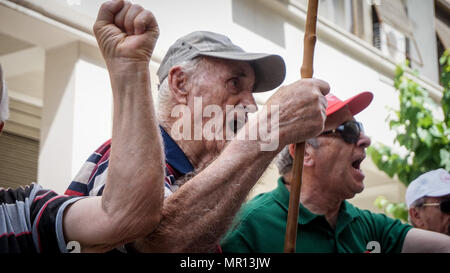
[62,1,165,252]
[133,116,278,252]
[402,228,450,253]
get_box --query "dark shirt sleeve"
[0,185,35,253]
[366,211,413,253]
[29,184,85,253]
[0,184,84,253]
[221,204,257,253]
[221,226,254,253]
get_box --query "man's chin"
[347,182,364,199]
[355,181,365,194]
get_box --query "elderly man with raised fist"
[0,0,165,253]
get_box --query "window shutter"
[0,132,39,189]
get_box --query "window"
[288,0,423,66]
[0,132,39,189]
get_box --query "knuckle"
[133,4,143,10]
[311,91,321,103]
[146,10,156,21]
[99,1,109,11]
[141,10,152,22]
[314,118,325,133]
[93,22,102,34]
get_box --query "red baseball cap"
[325,91,373,116]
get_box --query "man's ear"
[303,143,315,167]
[168,66,189,105]
[288,143,295,158]
[409,207,424,229]
[288,143,314,167]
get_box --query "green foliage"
[374,196,408,222]
[368,50,450,221]
[440,50,450,126]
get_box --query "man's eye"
[227,78,239,89]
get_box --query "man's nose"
[357,132,371,148]
[240,91,258,113]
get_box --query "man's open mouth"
[351,156,365,170]
[229,118,245,134]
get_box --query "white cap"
[405,169,450,208]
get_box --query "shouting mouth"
[229,118,245,134]
[351,154,366,181]
[227,110,247,135]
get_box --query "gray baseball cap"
[157,31,286,92]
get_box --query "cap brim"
[426,189,450,198]
[407,189,450,207]
[199,51,286,92]
[326,91,373,116]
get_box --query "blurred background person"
[406,169,450,236]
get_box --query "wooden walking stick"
[283,0,319,253]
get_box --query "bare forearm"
[402,228,450,253]
[63,63,165,251]
[103,62,164,231]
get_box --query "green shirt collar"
[272,177,360,227]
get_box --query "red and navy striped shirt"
[66,127,194,200]
[0,184,84,253]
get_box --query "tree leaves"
[374,196,408,222]
[369,50,450,222]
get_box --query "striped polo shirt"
[65,126,194,200]
[0,184,84,253]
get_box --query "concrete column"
[38,42,112,194]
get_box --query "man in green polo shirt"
[221,92,450,253]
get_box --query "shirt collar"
[272,177,359,226]
[160,126,194,175]
[335,200,359,233]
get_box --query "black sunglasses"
[422,199,450,214]
[321,120,364,144]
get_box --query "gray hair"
[408,196,426,226]
[157,57,204,122]
[275,138,320,175]
[0,65,9,122]
[275,146,293,175]
[410,197,426,208]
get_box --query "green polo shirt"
[221,177,413,253]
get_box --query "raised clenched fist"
[93,0,159,64]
